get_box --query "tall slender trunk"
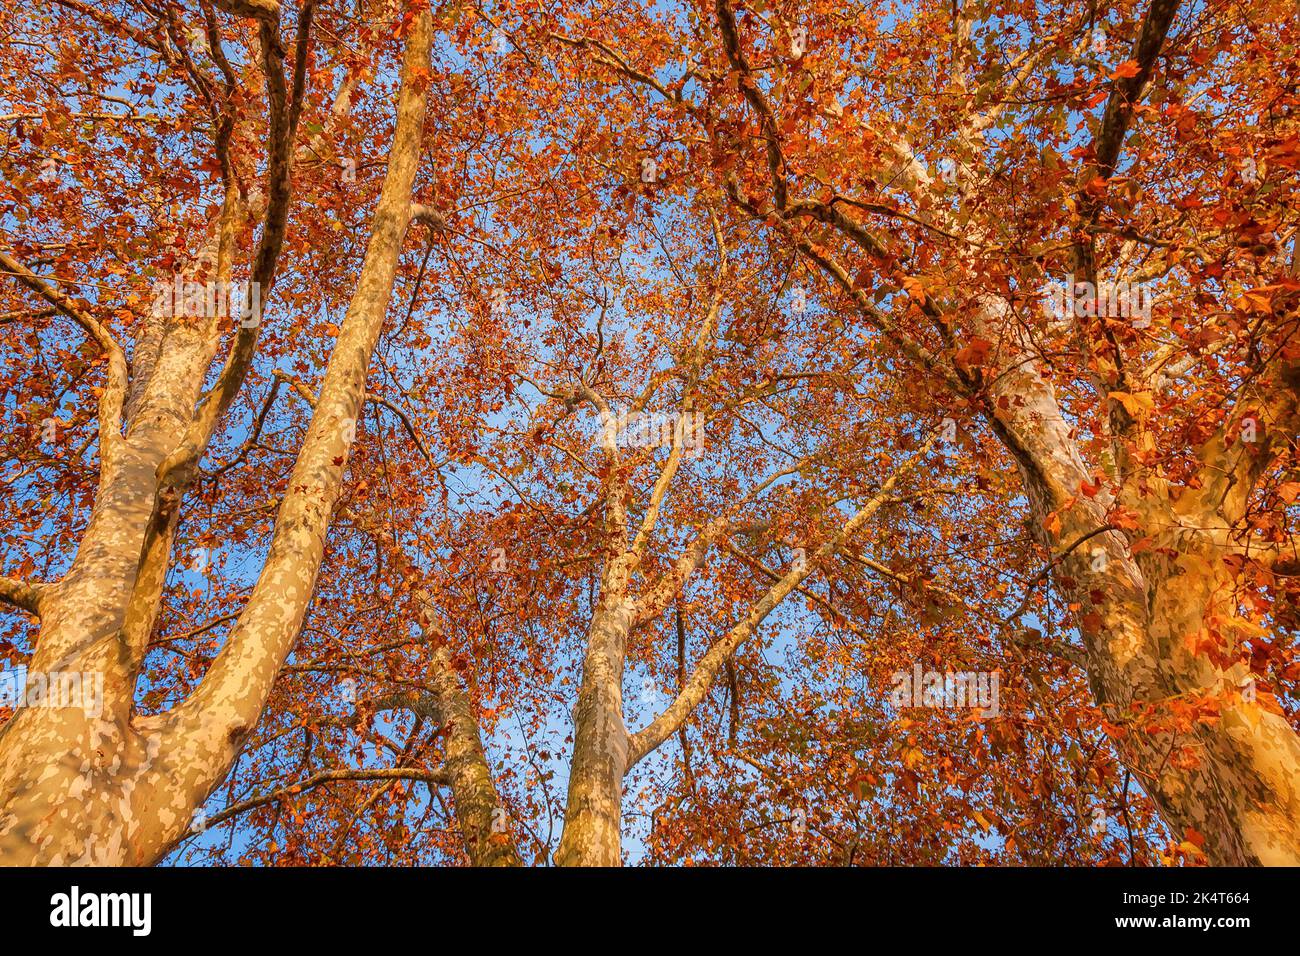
[555,590,634,866]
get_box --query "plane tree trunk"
[0,4,435,865]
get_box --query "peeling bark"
[0,8,434,866]
[981,300,1300,865]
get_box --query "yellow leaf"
[1229,615,1269,639]
[1108,390,1154,419]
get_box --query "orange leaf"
[955,337,993,371]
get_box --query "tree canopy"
[0,0,1297,866]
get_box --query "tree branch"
[196,767,447,833]
[0,576,44,616]
[626,430,939,767]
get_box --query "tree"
[538,0,1300,863]
[1,0,1296,867]
[0,0,438,864]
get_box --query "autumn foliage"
[0,0,1297,866]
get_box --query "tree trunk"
[555,594,633,866]
[984,305,1300,864]
[0,8,434,865]
[425,645,521,867]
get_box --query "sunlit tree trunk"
[984,320,1300,864]
[0,5,434,865]
[555,556,635,865]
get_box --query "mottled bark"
[981,302,1300,865]
[386,641,521,867]
[0,6,434,865]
